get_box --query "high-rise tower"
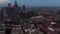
[23,5,25,10]
[14,0,18,9]
[8,3,11,8]
[13,0,20,25]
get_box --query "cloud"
[0,0,9,3]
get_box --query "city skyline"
[0,0,60,7]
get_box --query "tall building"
[22,5,25,10]
[4,0,27,24]
[8,3,11,8]
[13,0,20,25]
[7,3,12,17]
[0,8,4,22]
[14,0,18,10]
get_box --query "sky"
[0,0,60,7]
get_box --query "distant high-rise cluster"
[0,0,26,24]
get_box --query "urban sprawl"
[0,0,60,34]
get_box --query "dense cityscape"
[0,0,60,34]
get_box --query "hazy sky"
[0,0,60,7]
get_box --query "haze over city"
[0,0,60,34]
[0,0,60,7]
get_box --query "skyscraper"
[13,0,20,25]
[22,5,25,10]
[0,8,4,21]
[14,0,18,10]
